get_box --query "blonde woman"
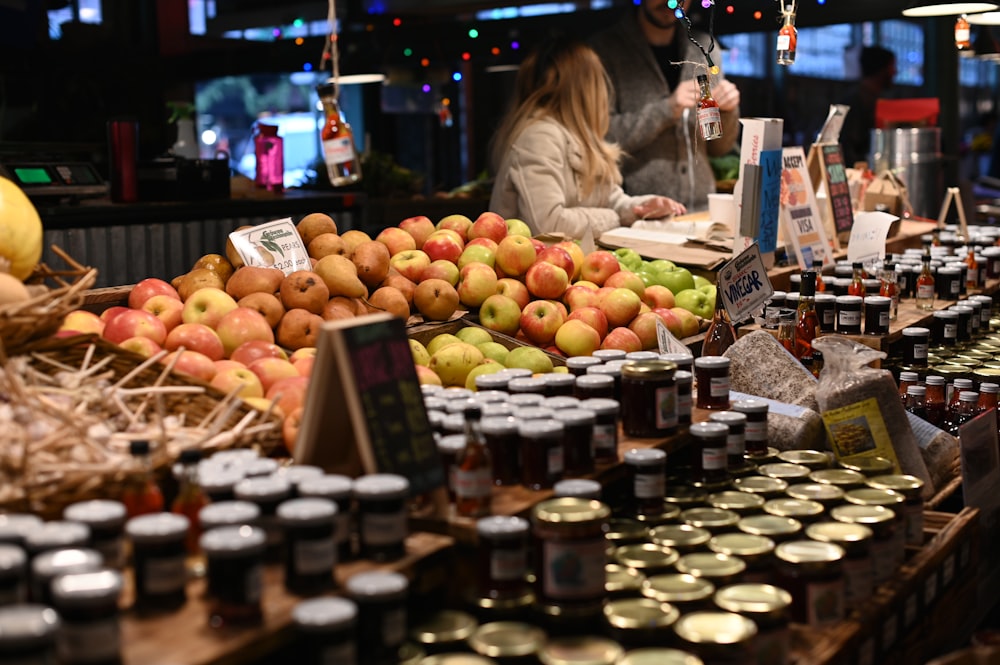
[489,37,686,240]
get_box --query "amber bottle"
[455,404,493,518]
[122,440,164,518]
[702,282,737,357]
[696,74,723,141]
[794,271,820,368]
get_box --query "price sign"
[847,211,896,265]
[656,317,693,356]
[228,218,312,275]
[821,144,855,233]
[718,243,774,323]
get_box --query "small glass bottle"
[200,525,266,626]
[978,382,999,414]
[879,263,899,321]
[702,282,736,357]
[696,74,723,141]
[777,311,795,354]
[776,6,797,65]
[795,271,820,370]
[316,82,362,187]
[956,14,972,50]
[253,122,283,192]
[293,597,358,665]
[346,571,409,665]
[916,253,936,310]
[947,390,980,436]
[965,247,979,289]
[0,605,60,663]
[903,385,928,420]
[121,440,164,519]
[847,262,866,297]
[126,513,190,612]
[455,404,493,518]
[279,498,337,595]
[172,449,209,555]
[924,375,948,427]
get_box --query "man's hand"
[712,80,741,112]
[633,196,688,221]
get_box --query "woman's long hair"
[490,37,622,200]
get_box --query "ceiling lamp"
[902,2,998,17]
[968,10,1000,22]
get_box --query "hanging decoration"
[776,1,798,65]
[672,0,720,74]
[320,0,342,97]
[956,14,973,50]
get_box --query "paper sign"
[847,211,898,265]
[734,118,784,255]
[816,104,850,145]
[228,218,311,275]
[758,150,782,254]
[822,397,902,471]
[656,317,693,356]
[718,243,774,323]
[780,146,832,270]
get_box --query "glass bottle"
[696,74,723,141]
[316,82,362,187]
[454,404,493,518]
[956,14,972,51]
[946,378,974,425]
[794,271,820,368]
[122,440,164,519]
[916,253,936,310]
[776,8,798,65]
[903,385,927,420]
[172,449,209,554]
[978,382,999,415]
[879,263,899,321]
[947,391,980,436]
[965,247,979,289]
[924,376,947,428]
[897,371,919,402]
[812,259,826,292]
[847,262,866,297]
[702,281,736,357]
[777,311,795,355]
[253,123,284,192]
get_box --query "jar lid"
[641,573,715,603]
[517,419,564,438]
[468,621,546,658]
[624,448,667,466]
[626,351,661,361]
[663,486,708,506]
[476,515,529,537]
[815,293,836,302]
[524,407,561,421]
[764,498,824,519]
[566,356,603,370]
[442,414,466,433]
[243,457,280,478]
[578,397,619,415]
[410,609,478,645]
[438,434,466,454]
[544,396,581,412]
[62,500,127,529]
[607,518,652,544]
[553,409,596,426]
[32,548,103,581]
[0,605,60,650]
[613,543,680,571]
[806,521,873,547]
[124,513,189,544]
[50,569,123,606]
[25,521,90,552]
[680,507,740,530]
[603,598,679,630]
[587,364,621,378]
[0,514,42,545]
[731,399,768,414]
[553,479,602,500]
[593,349,627,362]
[533,498,611,525]
[737,514,802,538]
[200,466,245,494]
[538,636,625,665]
[774,539,845,565]
[621,360,677,380]
[659,353,694,369]
[758,462,812,481]
[606,563,645,594]
[809,468,867,487]
[482,402,513,418]
[277,464,324,487]
[198,501,261,530]
[733,476,788,495]
[708,411,747,427]
[507,393,544,407]
[844,488,905,508]
[693,356,730,369]
[675,552,746,579]
[776,450,830,469]
[689,422,729,440]
[508,377,548,393]
[345,570,408,600]
[675,370,693,385]
[452,400,480,417]
[298,474,353,500]
[617,648,704,665]
[708,532,775,558]
[424,397,447,411]
[838,456,894,476]
[234,475,292,502]
[707,491,765,512]
[474,374,509,390]
[835,295,863,304]
[0,545,25,573]
[292,596,357,632]
[674,611,757,645]
[934,310,959,319]
[650,524,711,549]
[831,503,895,526]
[902,327,931,337]
[210,448,260,465]
[865,474,925,498]
[713,583,791,615]
[442,387,475,400]
[278,497,337,525]
[634,503,682,526]
[352,473,410,500]
[399,642,427,665]
[865,296,890,306]
[575,374,614,389]
[473,390,509,404]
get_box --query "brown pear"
[313,255,367,299]
[279,270,330,315]
[277,308,324,350]
[339,230,372,258]
[178,268,226,301]
[225,225,254,268]
[297,213,338,247]
[225,266,285,300]
[368,286,410,320]
[193,254,235,284]
[380,273,416,308]
[308,233,346,260]
[322,298,356,321]
[171,273,186,291]
[352,241,391,288]
[238,292,285,329]
[327,296,368,317]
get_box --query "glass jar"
[830,504,897,585]
[933,310,959,347]
[518,419,565,491]
[532,498,610,617]
[810,468,867,492]
[279,498,337,595]
[708,533,775,584]
[673,611,757,664]
[731,400,769,457]
[579,398,620,465]
[732,476,788,500]
[805,521,873,613]
[623,448,667,517]
[346,571,409,665]
[675,371,693,425]
[200,467,245,504]
[0,514,42,548]
[815,293,837,333]
[508,377,548,396]
[776,450,830,471]
[737,515,802,543]
[125,513,190,612]
[234,475,292,561]
[476,516,531,604]
[30,548,103,607]
[477,417,519,488]
[764,498,824,523]
[24,521,90,560]
[937,266,962,301]
[835,295,862,334]
[566,356,603,377]
[353,474,409,562]
[438,434,467,502]
[298,474,354,562]
[553,479,602,500]
[713,583,791,665]
[0,605,60,663]
[844,488,906,567]
[649,524,711,554]
[681,508,741,533]
[603,598,680,648]
[62,500,127,569]
[0,545,26,605]
[620,360,677,437]
[410,610,478,655]
[773,540,845,626]
[950,305,975,343]
[199,501,260,532]
[689,422,730,485]
[468,621,546,661]
[786,483,845,510]
[708,411,748,472]
[545,374,577,398]
[537,636,624,665]
[48,569,122,665]
[641,573,715,613]
[865,475,925,547]
[675,552,746,587]
[863,296,891,335]
[200,525,266,626]
[474,373,511,392]
[617,648,706,665]
[758,463,811,484]
[553,409,596,477]
[839,456,894,478]
[694,357,731,410]
[293,596,358,665]
[707,491,765,516]
[606,563,645,599]
[613,543,679,578]
[278,465,325,498]
[574,374,615,401]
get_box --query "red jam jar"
[579,398,620,465]
[694,357,731,410]
[708,411,748,471]
[620,360,678,438]
[481,416,521,487]
[200,525,266,627]
[553,408,596,477]
[574,374,615,400]
[773,540,845,627]
[518,419,565,491]
[475,516,530,603]
[731,400,769,457]
[689,422,730,485]
[623,448,667,517]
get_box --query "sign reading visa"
[719,243,775,323]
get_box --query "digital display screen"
[14,167,52,185]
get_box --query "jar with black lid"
[410,609,478,655]
[694,357,731,410]
[675,371,693,425]
[566,356,603,376]
[567,403,614,470]
[353,474,409,562]
[475,516,530,605]
[298,474,354,562]
[650,524,711,554]
[243,457,279,479]
[0,604,60,663]
[507,377,548,396]
[786,483,845,509]
[830,504,897,585]
[278,498,337,595]
[480,417,520,487]
[737,514,802,543]
[125,513,189,612]
[773,540,845,626]
[815,293,836,333]
[346,570,409,665]
[24,521,90,560]
[62,501,126,570]
[553,479,602,500]
[933,309,960,347]
[689,422,730,485]
[474,374,511,394]
[901,327,930,367]
[199,501,260,533]
[199,525,265,626]
[707,491,764,516]
[553,409,596,477]
[574,374,614,401]
[518,419,565,491]
[31,547,105,609]
[293,596,358,665]
[438,434,466,501]
[673,611,757,664]
[835,295,862,334]
[0,545,26,605]
[0,514,42,548]
[603,598,679,648]
[708,534,775,584]
[641,573,715,613]
[731,400,769,457]
[620,360,677,438]
[937,266,962,301]
[508,393,543,409]
[200,467,245,504]
[675,552,746,587]
[234,475,291,561]
[866,475,925,546]
[806,521,873,612]
[623,448,666,517]
[49,569,123,665]
[863,296,891,335]
[468,620,546,662]
[586,364,622,403]
[714,583,791,665]
[681,507,741,533]
[708,411,748,472]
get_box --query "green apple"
[647,259,676,273]
[698,284,716,298]
[476,341,510,365]
[505,346,554,374]
[409,339,431,366]
[426,333,462,356]
[505,218,532,238]
[674,287,714,319]
[652,265,695,295]
[456,326,494,346]
[693,275,712,289]
[636,268,657,288]
[466,361,506,390]
[614,247,643,272]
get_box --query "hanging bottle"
[253,123,284,192]
[316,82,362,187]
[454,404,493,518]
[956,15,972,51]
[122,440,165,518]
[696,74,723,141]
[776,6,798,65]
[702,281,737,357]
[916,253,936,310]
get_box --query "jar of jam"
[30,548,103,606]
[243,457,279,479]
[234,475,292,561]
[937,266,962,300]
[578,398,619,465]
[675,371,693,425]
[200,525,265,626]
[839,456,894,478]
[614,542,679,576]
[474,373,511,392]
[553,479,602,500]
[537,636,624,665]
[675,552,746,587]
[933,310,959,347]
[815,293,837,333]
[733,476,788,500]
[809,468,867,492]
[468,621,546,661]
[410,610,478,655]
[620,360,677,438]
[603,598,680,648]
[623,448,666,517]
[293,596,358,665]
[507,377,546,397]
[865,475,925,546]
[681,508,740,533]
[713,583,791,665]
[199,501,260,532]
[673,611,757,663]
[970,294,994,328]
[278,465,325,498]
[764,498,824,524]
[863,296,891,335]
[574,374,615,401]
[545,373,577,397]
[481,417,520,487]
[553,409,596,477]
[532,498,610,617]
[200,467,245,504]
[785,483,845,510]
[708,534,775,584]
[566,356,603,376]
[0,545,26,605]
[544,396,580,411]
[279,498,337,595]
[641,573,715,613]
[437,434,466,501]
[475,516,531,604]
[689,422,730,485]
[950,305,975,342]
[594,349,627,363]
[24,521,90,560]
[707,491,765,516]
[50,569,123,665]
[737,515,802,543]
[61,501,126,570]
[518,419,565,491]
[758,463,811,483]
[606,563,645,599]
[776,450,830,471]
[520,407,556,422]
[830,504,897,585]
[708,411,747,472]
[353,474,409,562]
[346,570,409,665]
[298,474,354,562]
[835,295,862,334]
[0,605,60,663]
[694,357,731,410]
[617,648,707,665]
[731,400,769,457]
[649,524,711,554]
[508,393,544,409]
[0,514,41,548]
[774,540,845,626]
[805,521,873,613]
[125,513,190,612]
[844,488,906,568]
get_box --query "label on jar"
[592,423,617,456]
[245,563,263,604]
[655,385,678,430]
[323,136,355,168]
[823,309,836,326]
[912,343,928,360]
[944,323,957,339]
[57,618,120,663]
[776,34,792,50]
[726,432,746,456]
[678,391,692,417]
[491,548,527,581]
[361,511,407,547]
[455,467,493,499]
[842,555,874,608]
[295,536,336,575]
[871,539,896,584]
[839,310,861,326]
[917,284,935,299]
[806,577,844,626]
[144,555,186,595]
[634,472,665,499]
[879,311,890,328]
[321,643,357,665]
[382,605,407,648]
[904,503,924,546]
[547,445,564,476]
[702,446,726,470]
[542,537,606,600]
[710,376,730,397]
[745,421,767,441]
[950,280,960,296]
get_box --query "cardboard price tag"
[656,317,693,356]
[718,243,774,323]
[228,218,312,275]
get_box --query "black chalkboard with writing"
[294,312,445,496]
[822,144,855,233]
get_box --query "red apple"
[580,250,621,286]
[211,366,264,399]
[495,235,537,277]
[164,322,225,360]
[555,319,602,357]
[530,238,547,254]
[547,299,568,320]
[214,359,245,374]
[420,259,460,286]
[563,284,601,312]
[643,285,676,310]
[292,354,315,378]
[525,261,569,300]
[128,278,180,310]
[599,287,643,328]
[141,294,184,331]
[100,306,129,324]
[535,246,576,278]
[519,300,565,345]
[266,375,310,417]
[467,237,499,251]
[423,230,465,264]
[181,287,239,328]
[478,294,521,336]
[468,212,508,244]
[567,306,609,340]
[163,349,217,382]
[102,309,167,345]
[628,311,665,350]
[457,262,499,308]
[601,327,642,353]
[399,215,436,249]
[248,357,300,394]
[553,241,585,281]
[119,336,163,359]
[376,226,417,256]
[605,270,646,299]
[390,249,432,283]
[436,214,473,241]
[669,306,701,338]
[496,278,530,310]
[59,310,105,336]
[231,340,289,366]
[651,307,686,340]
[215,307,275,358]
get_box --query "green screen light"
[14,167,51,185]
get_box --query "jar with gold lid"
[537,636,624,665]
[603,598,680,648]
[613,543,680,577]
[732,475,788,499]
[419,655,496,665]
[786,482,845,509]
[776,450,831,470]
[844,489,906,569]
[617,648,703,665]
[865,475,925,546]
[708,533,775,584]
[764,498,825,523]
[606,519,652,551]
[680,507,741,533]
[831,504,896,586]
[806,521,873,612]
[758,463,811,483]
[713,583,792,665]
[468,621,546,663]
[673,611,757,663]
[620,360,677,438]
[838,456,894,477]
[675,552,746,587]
[707,491,765,516]
[664,487,708,510]
[649,524,711,553]
[737,515,802,543]
[410,610,478,655]
[641,573,715,612]
[606,564,645,599]
[809,468,867,491]
[633,503,681,529]
[773,540,845,626]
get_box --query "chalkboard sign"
[821,144,854,233]
[294,312,445,495]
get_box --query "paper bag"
[864,170,912,219]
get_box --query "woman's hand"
[633,196,687,221]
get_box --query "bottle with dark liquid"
[696,74,723,141]
[702,281,737,357]
[122,440,164,518]
[947,391,980,436]
[903,385,927,420]
[454,404,493,518]
[924,376,947,427]
[794,271,820,369]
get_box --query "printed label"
[294,537,336,575]
[710,376,730,397]
[547,446,564,476]
[807,577,844,626]
[745,421,767,441]
[702,447,727,470]
[823,309,836,326]
[634,473,665,499]
[592,423,617,455]
[144,556,186,595]
[944,323,958,339]
[228,218,311,275]
[678,392,692,417]
[321,643,357,665]
[917,284,935,299]
[362,511,407,547]
[542,537,606,600]
[491,548,527,581]
[821,397,902,471]
[879,311,890,328]
[57,619,120,663]
[950,280,960,295]
[839,310,861,326]
[655,385,678,429]
[843,555,874,608]
[455,467,493,499]
[323,136,355,167]
[913,343,928,360]
[334,512,351,546]
[698,107,723,138]
[776,34,792,50]
[726,432,746,456]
